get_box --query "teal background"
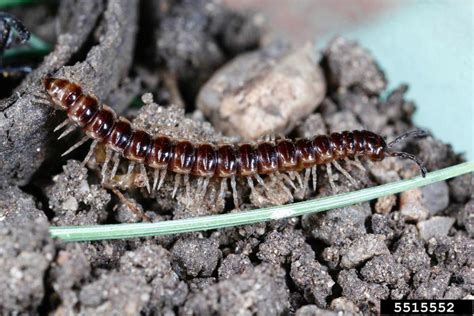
[321,0,473,160]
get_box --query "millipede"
[40,77,428,208]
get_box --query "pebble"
[197,43,326,139]
[420,181,449,215]
[375,194,397,214]
[340,234,390,269]
[417,216,455,241]
[324,36,386,95]
[399,188,429,221]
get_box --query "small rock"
[198,43,326,139]
[375,194,397,214]
[324,36,386,95]
[46,160,111,225]
[338,269,389,309]
[171,237,222,278]
[393,228,430,273]
[302,203,371,246]
[400,188,429,221]
[257,229,306,265]
[295,305,338,316]
[417,216,455,241]
[218,253,252,280]
[330,297,361,315]
[426,235,472,273]
[182,264,289,315]
[458,199,473,236]
[79,271,151,315]
[421,181,449,215]
[340,234,390,269]
[449,173,473,203]
[409,267,451,299]
[360,254,410,286]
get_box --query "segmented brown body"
[43,77,427,207]
[44,78,389,177]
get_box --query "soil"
[0,1,472,315]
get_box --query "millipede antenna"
[388,129,428,148]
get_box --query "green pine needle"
[49,161,474,242]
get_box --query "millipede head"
[385,129,428,177]
[42,76,83,110]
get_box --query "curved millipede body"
[43,77,428,208]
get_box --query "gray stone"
[417,216,455,241]
[197,43,326,139]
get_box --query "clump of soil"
[0,1,471,315]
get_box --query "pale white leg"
[311,165,318,191]
[110,153,120,181]
[326,163,337,192]
[255,174,277,200]
[157,169,167,191]
[290,171,304,189]
[245,176,255,196]
[101,147,112,182]
[122,161,135,187]
[347,156,366,172]
[333,160,358,187]
[196,177,203,196]
[278,172,296,190]
[61,136,89,157]
[231,175,239,209]
[81,140,98,166]
[201,177,209,198]
[172,174,181,198]
[152,169,160,191]
[54,119,70,132]
[218,178,227,202]
[58,125,77,140]
[183,174,190,206]
[302,168,311,193]
[140,164,151,193]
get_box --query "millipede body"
[42,77,427,207]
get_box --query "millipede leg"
[311,165,317,191]
[201,177,210,198]
[101,147,112,182]
[278,172,296,190]
[172,174,181,198]
[255,174,277,201]
[302,168,311,193]
[57,125,77,140]
[247,176,256,197]
[326,163,337,192]
[152,169,159,191]
[122,161,135,188]
[333,160,358,187]
[53,119,70,132]
[231,176,239,209]
[183,174,190,206]
[61,136,89,157]
[196,177,203,196]
[290,171,304,190]
[82,140,98,166]
[346,157,366,172]
[110,153,120,181]
[218,178,227,202]
[157,169,167,191]
[140,164,151,193]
